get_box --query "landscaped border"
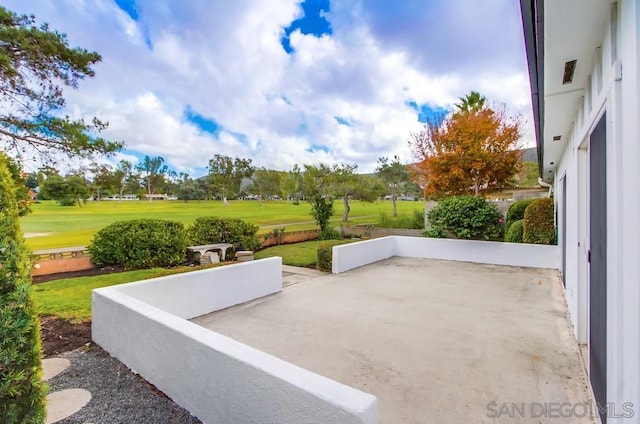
[92,257,377,424]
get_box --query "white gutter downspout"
[538,178,553,197]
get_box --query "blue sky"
[4,0,532,176]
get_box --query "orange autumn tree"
[410,92,523,197]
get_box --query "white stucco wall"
[550,0,640,416]
[332,236,559,273]
[332,237,395,273]
[92,258,377,424]
[114,258,282,319]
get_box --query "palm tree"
[454,91,487,112]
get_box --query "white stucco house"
[520,0,640,422]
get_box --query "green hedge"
[88,219,187,269]
[523,198,556,244]
[505,198,536,235]
[504,219,524,243]
[317,243,333,272]
[0,154,47,423]
[187,217,261,252]
[427,195,503,240]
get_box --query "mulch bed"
[40,316,92,357]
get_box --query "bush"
[89,219,187,269]
[523,197,556,244]
[378,210,424,229]
[0,154,47,423]
[317,243,333,272]
[504,219,524,243]
[427,195,503,240]
[319,228,341,240]
[187,217,261,252]
[505,198,536,234]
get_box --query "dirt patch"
[40,316,92,357]
[33,265,125,284]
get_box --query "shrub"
[504,219,524,243]
[0,154,47,423]
[523,197,556,244]
[317,243,333,272]
[187,217,261,252]
[378,210,424,229]
[319,228,341,240]
[427,195,503,240]
[89,219,187,269]
[505,198,537,234]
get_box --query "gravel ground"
[48,344,202,424]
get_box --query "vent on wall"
[553,135,562,141]
[563,60,577,84]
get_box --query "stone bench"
[187,243,234,263]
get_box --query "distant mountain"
[521,147,538,162]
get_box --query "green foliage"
[309,194,335,232]
[186,216,261,252]
[505,198,537,234]
[504,219,524,243]
[207,155,254,201]
[88,219,187,269]
[4,156,32,216]
[319,228,341,240]
[377,210,424,229]
[376,155,410,217]
[317,243,333,272]
[427,195,503,240]
[255,239,352,267]
[523,198,556,245]
[40,174,90,207]
[0,6,122,161]
[0,154,47,423]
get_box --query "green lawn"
[31,266,216,323]
[21,199,423,250]
[254,239,354,267]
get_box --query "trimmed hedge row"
[317,243,333,272]
[504,219,524,243]
[88,216,262,269]
[0,154,47,423]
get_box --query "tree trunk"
[392,194,398,217]
[342,194,350,222]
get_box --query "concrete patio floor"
[192,257,594,423]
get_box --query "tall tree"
[281,164,303,203]
[252,168,283,200]
[0,6,122,161]
[410,95,523,197]
[454,91,486,113]
[114,159,137,200]
[331,163,360,222]
[207,155,254,204]
[136,155,168,202]
[376,155,409,217]
[40,173,90,207]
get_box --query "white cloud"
[2,0,534,177]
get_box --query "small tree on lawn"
[0,153,47,423]
[303,164,335,236]
[376,155,409,217]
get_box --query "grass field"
[20,199,424,250]
[254,239,354,267]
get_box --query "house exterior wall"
[552,0,640,418]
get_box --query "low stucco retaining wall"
[332,236,560,273]
[92,258,377,424]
